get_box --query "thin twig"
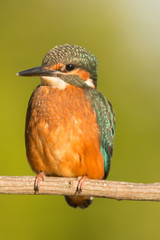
[0,176,160,201]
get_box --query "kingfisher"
[17,44,115,209]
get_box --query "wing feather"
[85,88,115,178]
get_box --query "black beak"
[17,65,57,77]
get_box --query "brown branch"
[0,176,160,201]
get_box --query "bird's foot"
[76,176,88,193]
[34,171,45,192]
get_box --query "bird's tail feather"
[65,196,93,209]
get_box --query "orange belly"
[25,85,105,180]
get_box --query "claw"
[77,176,88,193]
[34,172,45,192]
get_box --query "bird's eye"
[65,64,75,71]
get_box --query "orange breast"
[25,85,105,180]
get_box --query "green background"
[1,0,160,239]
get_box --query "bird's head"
[17,44,98,89]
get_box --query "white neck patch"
[40,76,68,90]
[85,78,95,88]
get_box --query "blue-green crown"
[42,44,98,87]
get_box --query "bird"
[17,44,115,209]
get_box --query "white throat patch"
[40,76,68,90]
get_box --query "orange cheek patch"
[50,63,64,70]
[68,69,90,81]
[45,65,90,82]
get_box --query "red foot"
[34,172,45,192]
[77,176,88,193]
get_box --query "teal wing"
[85,88,115,179]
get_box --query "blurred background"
[1,0,160,239]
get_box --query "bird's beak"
[17,65,58,77]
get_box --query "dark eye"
[65,64,75,71]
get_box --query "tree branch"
[0,176,160,201]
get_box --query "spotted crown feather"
[42,44,98,87]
